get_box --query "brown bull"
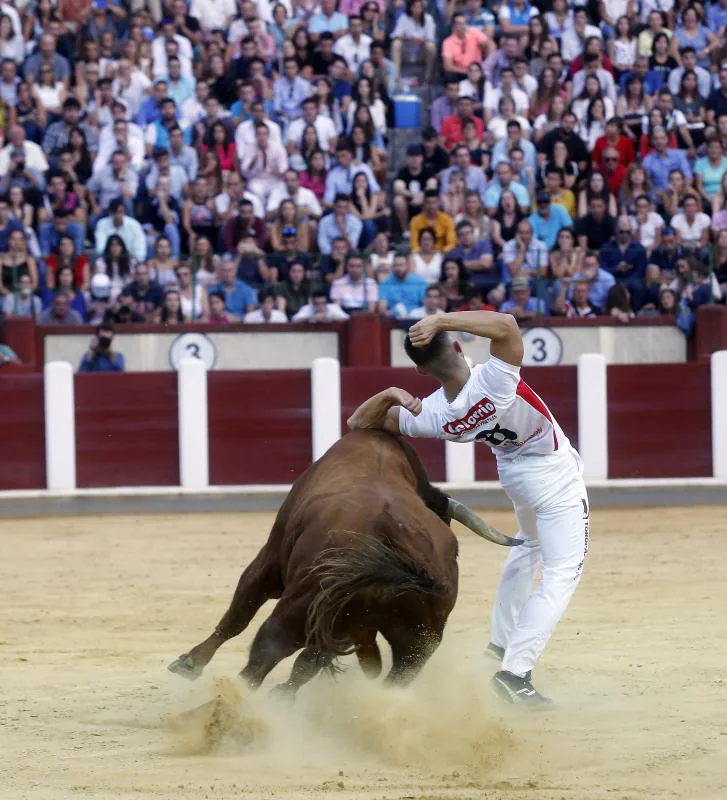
[168,430,518,694]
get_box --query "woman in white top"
[411,226,443,285]
[174,263,209,321]
[487,96,531,143]
[347,77,387,137]
[533,95,567,144]
[629,193,663,254]
[670,195,711,251]
[455,191,492,244]
[390,0,437,89]
[545,0,574,42]
[34,66,66,117]
[571,75,615,126]
[608,15,638,77]
[581,97,608,151]
[458,62,486,116]
[368,231,395,281]
[0,14,23,63]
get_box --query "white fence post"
[44,361,76,492]
[577,353,608,481]
[445,441,475,484]
[711,350,727,480]
[311,357,341,461]
[177,358,209,490]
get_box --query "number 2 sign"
[521,327,563,367]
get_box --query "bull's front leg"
[168,550,283,680]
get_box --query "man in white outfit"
[348,310,589,706]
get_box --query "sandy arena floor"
[1,507,725,800]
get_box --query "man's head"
[652,126,668,153]
[288,261,305,285]
[682,194,699,218]
[507,120,522,144]
[39,33,56,56]
[516,220,532,246]
[452,11,468,36]
[346,252,365,281]
[616,216,632,244]
[681,46,697,71]
[153,80,169,103]
[561,111,577,135]
[456,220,475,248]
[283,57,298,81]
[220,259,237,285]
[582,251,599,279]
[62,97,81,127]
[590,196,606,219]
[334,193,350,217]
[406,143,423,168]
[301,97,318,124]
[453,144,471,171]
[456,95,474,120]
[349,14,364,37]
[445,78,460,102]
[536,191,551,217]
[423,189,440,216]
[404,326,462,376]
[51,291,70,319]
[602,147,620,171]
[134,262,150,287]
[500,66,515,91]
[545,167,564,194]
[335,143,353,169]
[331,237,349,261]
[240,199,254,223]
[255,121,270,148]
[572,280,590,307]
[392,253,409,279]
[495,161,513,187]
[511,275,531,305]
[160,97,177,122]
[109,197,126,225]
[284,168,300,194]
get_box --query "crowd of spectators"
[0,0,725,343]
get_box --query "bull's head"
[447,499,522,547]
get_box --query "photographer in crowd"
[78,322,125,373]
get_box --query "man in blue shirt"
[528,192,572,250]
[484,161,530,214]
[78,324,125,373]
[309,0,349,41]
[707,0,727,34]
[567,251,615,310]
[324,143,380,207]
[439,144,488,203]
[135,80,169,127]
[378,253,428,318]
[272,58,311,125]
[211,259,258,317]
[317,194,363,255]
[492,119,537,176]
[599,216,648,309]
[618,56,661,96]
[447,220,497,293]
[499,275,547,318]
[642,127,692,191]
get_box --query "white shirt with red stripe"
[399,356,570,462]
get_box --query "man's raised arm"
[409,310,524,366]
[347,388,422,434]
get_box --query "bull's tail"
[305,531,447,658]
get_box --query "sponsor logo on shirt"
[442,397,496,436]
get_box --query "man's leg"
[164,223,181,259]
[490,505,541,651]
[501,494,589,679]
[391,39,403,89]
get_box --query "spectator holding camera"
[78,323,125,373]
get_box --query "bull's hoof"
[168,654,204,680]
[269,682,296,704]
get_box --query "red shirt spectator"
[593,133,635,168]
[441,103,484,150]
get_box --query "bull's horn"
[447,499,522,547]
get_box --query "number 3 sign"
[169,332,218,371]
[521,327,563,366]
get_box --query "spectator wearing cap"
[42,98,98,163]
[567,251,616,311]
[95,198,147,263]
[441,95,484,151]
[209,259,257,318]
[317,193,362,255]
[292,289,352,322]
[439,145,488,204]
[642,126,692,191]
[38,291,84,325]
[409,190,457,253]
[377,252,427,319]
[393,144,436,237]
[499,275,547,319]
[529,191,573,250]
[390,0,437,89]
[330,252,379,313]
[244,291,289,323]
[323,143,380,208]
[268,225,313,281]
[430,80,461,135]
[0,125,48,175]
[441,13,491,82]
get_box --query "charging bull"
[168,430,519,695]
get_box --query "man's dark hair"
[109,197,125,213]
[424,188,439,199]
[96,321,114,337]
[209,290,225,303]
[319,31,334,42]
[404,330,449,368]
[63,97,81,111]
[311,289,329,301]
[334,192,350,203]
[456,220,473,234]
[680,45,696,56]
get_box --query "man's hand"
[388,387,422,416]
[408,315,442,347]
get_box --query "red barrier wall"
[0,372,45,489]
[208,371,312,484]
[74,373,179,488]
[607,363,712,478]
[341,367,446,481]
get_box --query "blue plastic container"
[393,94,421,129]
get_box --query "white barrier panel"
[578,353,608,481]
[311,357,341,460]
[44,361,76,492]
[711,350,727,480]
[177,358,209,490]
[445,440,475,484]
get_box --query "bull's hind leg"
[168,549,283,680]
[354,628,382,679]
[384,627,442,686]
[240,590,310,690]
[271,647,330,698]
